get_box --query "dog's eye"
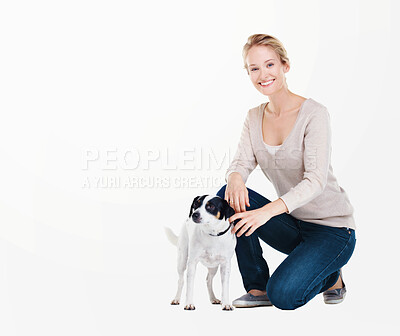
[206,204,215,210]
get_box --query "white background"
[1,0,399,334]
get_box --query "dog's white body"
[165,195,237,310]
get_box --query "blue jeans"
[216,185,356,310]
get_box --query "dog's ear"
[222,199,235,220]
[189,196,201,218]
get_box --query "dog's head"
[188,195,235,235]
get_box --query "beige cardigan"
[225,98,356,230]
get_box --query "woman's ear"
[284,62,290,73]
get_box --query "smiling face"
[246,45,290,96]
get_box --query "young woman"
[216,34,356,310]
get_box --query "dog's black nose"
[192,212,201,223]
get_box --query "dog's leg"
[171,227,188,305]
[171,251,187,305]
[220,261,233,311]
[184,261,197,310]
[206,266,221,304]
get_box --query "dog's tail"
[164,226,178,246]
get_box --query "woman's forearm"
[263,198,289,216]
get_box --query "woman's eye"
[267,63,274,67]
[250,68,258,72]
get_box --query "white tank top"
[263,142,282,155]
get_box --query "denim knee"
[266,277,304,311]
[216,184,227,198]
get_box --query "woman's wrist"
[228,172,241,178]
[262,198,289,217]
[227,172,242,183]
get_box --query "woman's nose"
[260,66,269,79]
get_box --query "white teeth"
[260,80,274,86]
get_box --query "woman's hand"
[225,172,250,213]
[229,206,272,237]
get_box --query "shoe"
[232,293,273,308]
[323,269,347,304]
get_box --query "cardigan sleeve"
[225,110,258,184]
[279,107,331,214]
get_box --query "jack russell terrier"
[165,195,237,310]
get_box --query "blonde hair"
[242,34,290,73]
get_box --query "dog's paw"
[184,304,196,310]
[211,299,221,305]
[222,304,234,311]
[170,299,180,305]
